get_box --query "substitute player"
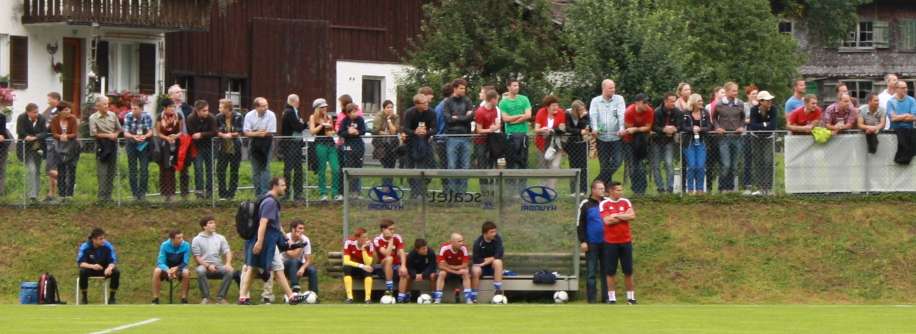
[400,238,437,303]
[434,233,472,304]
[372,219,407,297]
[343,228,375,304]
[599,181,637,305]
[471,221,504,302]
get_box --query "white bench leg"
[103,279,110,305]
[75,278,80,305]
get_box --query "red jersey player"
[371,219,407,300]
[342,228,375,303]
[599,181,637,305]
[434,232,472,304]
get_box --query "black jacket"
[406,249,437,273]
[565,110,590,144]
[472,235,504,265]
[653,105,683,144]
[679,109,712,144]
[186,113,218,150]
[748,105,779,131]
[16,113,48,159]
[337,116,366,152]
[281,105,308,137]
[442,96,474,134]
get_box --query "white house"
[0,0,212,135]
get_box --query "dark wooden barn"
[165,0,425,114]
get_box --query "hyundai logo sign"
[368,185,403,204]
[520,186,558,205]
[367,185,404,211]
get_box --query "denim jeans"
[596,140,623,186]
[683,140,707,192]
[505,134,529,195]
[57,159,78,197]
[475,143,496,198]
[126,142,150,200]
[284,259,319,293]
[705,136,720,192]
[445,137,471,193]
[340,143,364,196]
[251,156,270,197]
[651,141,675,193]
[585,242,608,303]
[281,140,304,200]
[624,141,647,195]
[193,148,213,197]
[216,147,240,199]
[717,136,743,191]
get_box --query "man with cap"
[747,91,778,195]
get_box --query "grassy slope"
[0,198,914,304]
[1,305,914,333]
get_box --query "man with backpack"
[77,228,120,304]
[237,176,305,305]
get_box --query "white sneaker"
[742,190,753,195]
[200,298,209,305]
[319,195,328,201]
[751,191,762,196]
[334,195,344,201]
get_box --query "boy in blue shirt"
[151,229,191,304]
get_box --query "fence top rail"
[342,168,579,178]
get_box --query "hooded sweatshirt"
[191,232,230,265]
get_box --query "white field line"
[88,318,160,334]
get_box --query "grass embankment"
[0,197,914,304]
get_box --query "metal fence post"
[303,138,309,207]
[116,139,121,207]
[211,138,216,208]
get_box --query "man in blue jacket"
[577,179,609,303]
[77,228,120,304]
[151,229,191,304]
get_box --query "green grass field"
[1,304,913,333]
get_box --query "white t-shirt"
[878,90,894,130]
[283,232,312,263]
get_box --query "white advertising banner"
[784,134,916,193]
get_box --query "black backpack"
[236,195,269,240]
[38,273,61,304]
[532,270,558,285]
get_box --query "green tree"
[562,0,688,102]
[563,0,803,105]
[397,0,564,108]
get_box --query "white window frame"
[842,21,874,49]
[361,76,384,115]
[225,79,244,112]
[107,41,140,93]
[0,34,9,79]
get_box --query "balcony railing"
[22,0,213,31]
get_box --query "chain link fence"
[0,130,913,207]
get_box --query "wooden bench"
[327,252,580,302]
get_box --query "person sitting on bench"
[152,229,191,304]
[434,232,472,304]
[77,228,120,304]
[191,216,234,304]
[472,221,505,300]
[342,227,375,304]
[401,238,437,303]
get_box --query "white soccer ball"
[417,294,433,304]
[491,294,508,304]
[301,291,318,304]
[380,295,397,304]
[553,291,569,303]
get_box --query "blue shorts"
[245,228,283,271]
[478,264,495,277]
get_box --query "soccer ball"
[301,291,318,304]
[417,294,433,304]
[491,294,508,304]
[380,295,397,304]
[553,291,569,304]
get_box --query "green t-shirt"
[499,95,531,134]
